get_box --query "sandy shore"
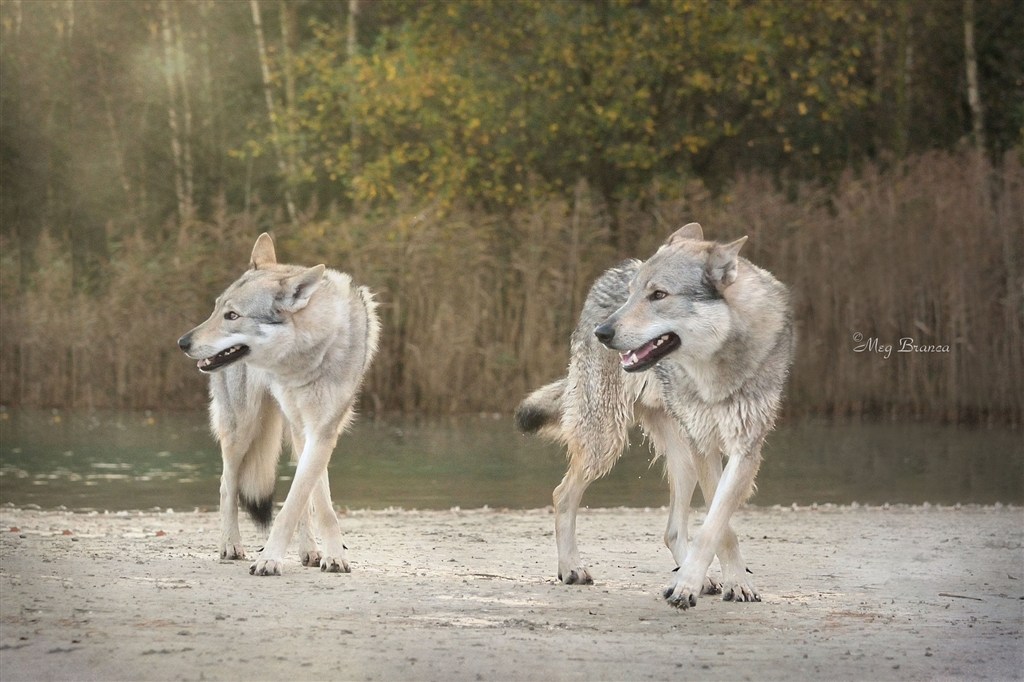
[1,504,1021,681]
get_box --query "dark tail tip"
[514,379,565,436]
[241,495,274,530]
[514,405,554,434]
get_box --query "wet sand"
[1,504,1021,681]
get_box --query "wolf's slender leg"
[297,502,321,567]
[218,446,246,560]
[639,412,696,565]
[210,367,282,561]
[250,424,344,576]
[553,457,596,585]
[311,471,349,573]
[664,443,762,608]
[641,411,725,595]
[288,427,322,568]
[211,369,258,561]
[697,453,758,601]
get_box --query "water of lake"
[0,410,1020,512]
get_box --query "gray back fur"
[561,260,649,479]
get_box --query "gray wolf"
[177,233,380,576]
[515,223,793,608]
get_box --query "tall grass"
[1,150,1020,424]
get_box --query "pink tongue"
[620,339,659,366]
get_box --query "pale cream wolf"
[178,233,379,576]
[515,223,794,608]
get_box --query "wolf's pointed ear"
[277,264,325,313]
[250,233,277,269]
[665,222,703,247]
[706,236,747,290]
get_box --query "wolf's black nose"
[177,333,192,353]
[594,323,615,344]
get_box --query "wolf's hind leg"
[213,372,282,561]
[289,428,323,568]
[298,502,322,568]
[553,457,596,585]
[311,471,349,573]
[664,445,762,608]
[697,454,758,602]
[251,421,347,576]
[641,411,721,595]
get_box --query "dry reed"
[0,150,1020,424]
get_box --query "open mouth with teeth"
[619,333,681,372]
[197,345,250,373]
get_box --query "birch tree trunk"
[893,0,913,158]
[963,0,986,152]
[159,0,187,227]
[197,0,221,197]
[91,41,131,201]
[279,0,299,185]
[348,0,360,174]
[172,1,195,222]
[250,0,298,225]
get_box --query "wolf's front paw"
[301,549,322,568]
[557,565,593,585]
[663,568,705,609]
[670,569,722,595]
[320,555,350,573]
[718,564,760,602]
[702,575,723,595]
[662,582,699,609]
[249,558,284,576]
[220,544,246,560]
[722,578,760,603]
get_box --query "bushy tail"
[240,494,274,530]
[514,378,566,440]
[236,398,284,530]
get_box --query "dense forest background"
[0,0,1021,423]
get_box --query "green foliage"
[285,0,996,207]
[3,0,1020,240]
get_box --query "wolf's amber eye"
[648,290,668,301]
[224,311,240,321]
